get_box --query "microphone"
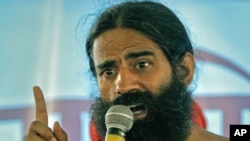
[105,105,134,141]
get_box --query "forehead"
[92,28,164,64]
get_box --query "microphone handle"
[105,128,126,141]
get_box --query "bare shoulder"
[187,124,229,141]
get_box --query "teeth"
[128,105,136,108]
[133,110,143,114]
[128,103,142,108]
[128,103,145,115]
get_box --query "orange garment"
[192,101,207,128]
[90,102,206,141]
[90,119,102,141]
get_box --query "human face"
[91,72,192,141]
[92,28,173,101]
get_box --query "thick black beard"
[91,75,193,141]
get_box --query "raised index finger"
[33,86,48,125]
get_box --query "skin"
[92,27,228,141]
[24,27,228,141]
[24,86,67,141]
[93,28,178,100]
[93,27,195,99]
[93,27,176,120]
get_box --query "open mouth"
[128,104,147,120]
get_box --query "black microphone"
[105,105,134,141]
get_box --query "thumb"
[53,121,67,141]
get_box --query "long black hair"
[86,1,194,76]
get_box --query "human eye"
[101,68,116,78]
[135,60,151,70]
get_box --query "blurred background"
[0,0,249,141]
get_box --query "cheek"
[143,78,165,95]
[157,64,173,85]
[143,67,172,95]
[98,79,115,101]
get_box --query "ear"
[180,52,195,87]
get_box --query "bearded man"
[87,1,229,141]
[24,1,229,141]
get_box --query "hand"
[24,86,67,141]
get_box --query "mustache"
[91,76,193,141]
[110,91,156,107]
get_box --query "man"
[24,1,229,141]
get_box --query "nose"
[115,68,140,95]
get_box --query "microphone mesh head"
[105,105,134,132]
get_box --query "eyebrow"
[96,60,116,70]
[125,50,155,60]
[96,50,155,70]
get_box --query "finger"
[53,121,67,141]
[25,134,55,141]
[29,121,55,140]
[33,86,48,125]
[24,133,45,141]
